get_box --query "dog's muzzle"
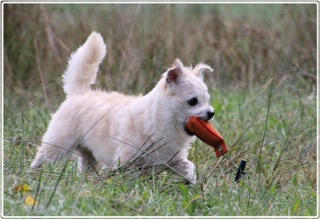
[206,111,215,120]
[184,111,215,136]
[199,110,215,122]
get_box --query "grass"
[4,4,316,97]
[3,82,316,216]
[3,3,317,217]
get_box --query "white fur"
[62,32,107,96]
[31,32,214,184]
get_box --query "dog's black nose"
[206,111,215,120]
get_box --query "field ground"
[3,83,316,216]
[3,3,317,217]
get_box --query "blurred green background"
[4,4,316,106]
[3,4,317,216]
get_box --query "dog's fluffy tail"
[62,32,107,96]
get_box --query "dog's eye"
[187,97,198,106]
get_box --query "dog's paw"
[172,159,197,184]
[30,156,43,168]
[184,174,197,185]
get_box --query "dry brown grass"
[3,4,317,216]
[4,4,316,104]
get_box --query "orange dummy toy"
[185,116,228,158]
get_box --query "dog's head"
[162,59,214,135]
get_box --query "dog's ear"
[193,63,213,80]
[166,59,184,84]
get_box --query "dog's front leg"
[171,159,196,184]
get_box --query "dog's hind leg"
[76,147,99,173]
[31,120,79,168]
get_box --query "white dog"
[31,32,214,184]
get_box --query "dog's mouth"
[184,116,208,136]
[184,125,194,136]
